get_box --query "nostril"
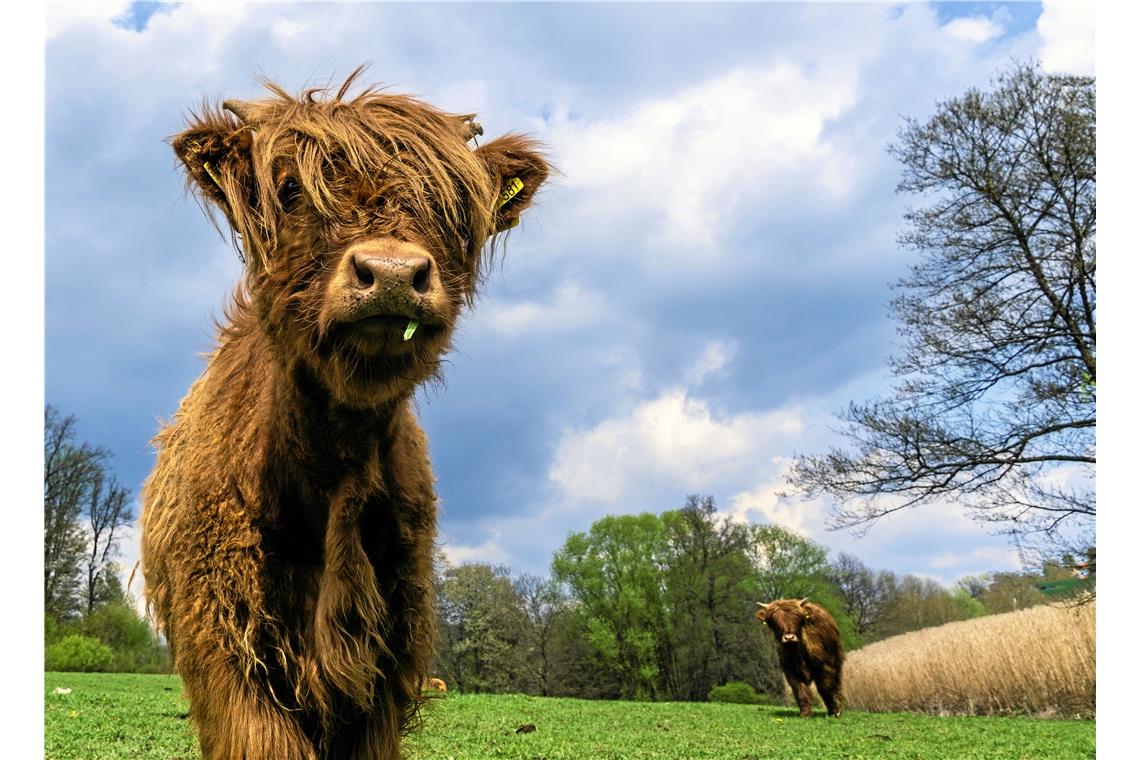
[411,261,431,294]
[354,255,376,288]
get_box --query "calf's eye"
[278,178,303,209]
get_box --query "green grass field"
[45,672,1095,760]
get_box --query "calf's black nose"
[352,253,434,296]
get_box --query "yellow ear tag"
[202,160,224,189]
[203,159,271,274]
[497,177,524,209]
[503,216,521,230]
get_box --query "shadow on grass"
[769,708,837,719]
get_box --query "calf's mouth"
[321,238,454,354]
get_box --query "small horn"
[223,99,255,123]
[756,602,768,609]
[462,119,484,142]
[798,597,810,606]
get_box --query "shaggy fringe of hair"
[181,66,520,301]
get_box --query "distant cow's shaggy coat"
[140,69,548,759]
[756,599,844,717]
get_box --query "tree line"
[432,494,1088,702]
[43,405,169,673]
[43,404,1088,691]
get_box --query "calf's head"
[756,598,812,645]
[173,70,549,407]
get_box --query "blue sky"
[43,2,1097,603]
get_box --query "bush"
[45,613,60,645]
[82,604,152,652]
[79,602,170,673]
[45,635,114,672]
[709,681,767,705]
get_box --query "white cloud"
[478,279,614,337]
[930,546,1020,571]
[113,520,147,617]
[45,2,129,40]
[1037,0,1095,75]
[271,18,308,43]
[943,16,1004,45]
[1033,461,1094,493]
[684,339,738,386]
[438,530,507,567]
[549,387,803,504]
[726,457,818,535]
[547,62,858,248]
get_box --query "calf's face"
[172,75,548,407]
[756,599,811,645]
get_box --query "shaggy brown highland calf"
[140,70,548,759]
[756,598,844,717]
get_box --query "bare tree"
[789,62,1095,565]
[826,553,892,636]
[514,573,568,696]
[84,470,133,615]
[44,406,104,620]
[44,405,133,621]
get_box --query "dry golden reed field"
[843,601,1095,717]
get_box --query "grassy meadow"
[45,672,1094,760]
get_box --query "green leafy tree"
[956,573,992,601]
[789,63,1095,568]
[977,571,1049,614]
[435,562,528,693]
[661,496,780,700]
[747,524,862,656]
[552,513,671,700]
[949,587,987,619]
[748,524,832,602]
[875,575,979,639]
[546,609,621,699]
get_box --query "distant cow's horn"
[798,597,810,606]
[223,99,255,123]
[756,602,768,609]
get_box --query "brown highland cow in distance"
[140,68,548,759]
[756,598,844,717]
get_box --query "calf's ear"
[170,105,258,239]
[474,134,551,233]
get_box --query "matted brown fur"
[756,599,845,717]
[140,68,549,759]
